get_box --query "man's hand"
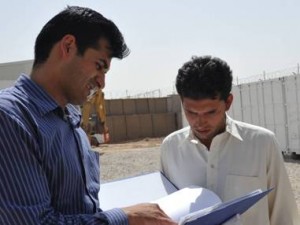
[122,203,177,225]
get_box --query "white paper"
[152,186,221,222]
[99,172,178,210]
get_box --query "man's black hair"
[33,6,129,67]
[176,55,233,101]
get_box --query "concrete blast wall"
[105,95,182,142]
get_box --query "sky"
[1,0,300,97]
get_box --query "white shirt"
[160,116,299,225]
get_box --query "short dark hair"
[176,55,232,101]
[33,6,129,67]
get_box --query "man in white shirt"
[160,55,300,225]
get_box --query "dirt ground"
[98,138,163,181]
[96,137,300,212]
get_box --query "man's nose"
[196,115,206,126]
[96,72,105,89]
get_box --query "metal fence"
[105,64,300,99]
[234,64,300,85]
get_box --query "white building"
[0,59,33,89]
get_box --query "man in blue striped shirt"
[0,6,176,225]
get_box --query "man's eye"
[96,62,102,70]
[207,110,217,116]
[187,111,197,116]
[96,61,108,74]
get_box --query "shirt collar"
[15,74,81,127]
[225,114,243,141]
[16,74,58,115]
[186,113,243,143]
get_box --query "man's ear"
[60,34,77,57]
[225,93,233,111]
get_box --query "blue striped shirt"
[0,74,128,225]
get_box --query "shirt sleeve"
[0,109,128,225]
[266,135,300,224]
[159,137,172,178]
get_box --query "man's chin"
[194,131,210,138]
[194,132,213,142]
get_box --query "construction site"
[0,58,300,214]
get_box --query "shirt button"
[210,164,215,168]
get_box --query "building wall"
[228,74,300,155]
[0,60,33,89]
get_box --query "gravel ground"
[96,138,300,212]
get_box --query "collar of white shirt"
[186,114,243,145]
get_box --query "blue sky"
[1,0,300,96]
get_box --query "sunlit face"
[182,94,233,148]
[62,38,112,105]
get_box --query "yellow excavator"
[81,89,110,146]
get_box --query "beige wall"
[105,95,182,143]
